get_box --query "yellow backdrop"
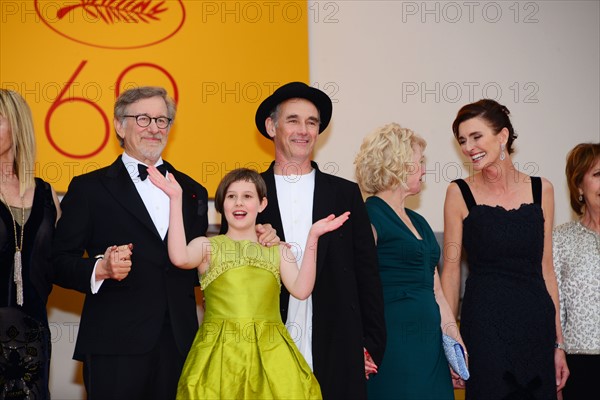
[1,0,309,194]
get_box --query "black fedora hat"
[255,82,333,139]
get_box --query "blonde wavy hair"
[355,123,426,195]
[0,89,36,195]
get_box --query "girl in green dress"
[148,166,348,400]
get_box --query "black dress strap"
[452,179,477,211]
[531,176,542,205]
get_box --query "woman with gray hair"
[355,123,462,399]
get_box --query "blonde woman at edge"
[0,89,61,399]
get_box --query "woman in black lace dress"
[440,99,569,399]
[1,89,61,399]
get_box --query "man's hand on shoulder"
[256,224,280,246]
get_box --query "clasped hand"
[97,244,133,281]
[364,348,378,380]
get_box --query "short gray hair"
[114,86,176,146]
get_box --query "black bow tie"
[138,164,167,181]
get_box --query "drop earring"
[500,143,506,161]
[578,194,583,202]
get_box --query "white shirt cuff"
[91,257,105,294]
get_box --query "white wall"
[48,1,599,398]
[309,0,600,230]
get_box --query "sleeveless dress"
[365,197,453,400]
[1,178,56,400]
[454,177,557,400]
[177,235,321,400]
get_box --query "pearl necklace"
[0,190,25,306]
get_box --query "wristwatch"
[554,342,566,351]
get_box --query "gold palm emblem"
[57,0,167,23]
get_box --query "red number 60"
[46,61,178,159]
[45,61,110,159]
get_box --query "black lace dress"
[1,178,56,400]
[454,177,557,400]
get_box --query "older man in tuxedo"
[250,82,386,399]
[52,86,274,399]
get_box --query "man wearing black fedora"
[250,81,386,399]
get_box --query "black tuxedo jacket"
[52,156,208,360]
[258,161,386,400]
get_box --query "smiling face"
[266,98,320,172]
[222,180,267,231]
[456,116,508,170]
[580,158,600,214]
[114,96,170,164]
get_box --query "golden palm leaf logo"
[56,0,167,24]
[35,0,185,49]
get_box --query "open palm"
[311,212,350,237]
[147,165,182,199]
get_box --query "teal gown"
[177,235,321,400]
[366,197,453,400]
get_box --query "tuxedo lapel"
[312,163,334,278]
[101,157,162,239]
[260,163,286,242]
[261,164,290,318]
[168,161,208,237]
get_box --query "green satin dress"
[365,197,453,400]
[177,235,321,400]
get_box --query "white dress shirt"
[274,170,315,370]
[91,152,169,293]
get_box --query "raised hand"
[310,212,350,238]
[147,165,182,200]
[281,212,351,300]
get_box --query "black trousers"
[562,353,599,399]
[83,322,186,400]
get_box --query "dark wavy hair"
[214,168,267,214]
[452,99,518,154]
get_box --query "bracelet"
[554,342,566,351]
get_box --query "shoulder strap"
[36,177,51,194]
[531,176,542,205]
[453,179,477,211]
[34,177,55,209]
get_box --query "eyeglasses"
[123,114,172,129]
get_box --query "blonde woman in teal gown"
[355,123,464,399]
[148,166,349,399]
